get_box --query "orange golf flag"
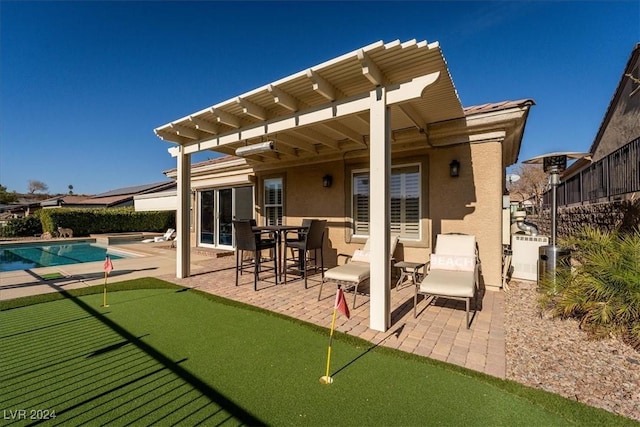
[334,287,350,319]
[103,256,113,275]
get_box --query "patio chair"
[247,218,276,245]
[414,233,480,329]
[142,228,175,243]
[283,219,326,288]
[318,235,399,308]
[284,218,314,250]
[233,220,278,291]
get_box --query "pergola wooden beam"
[170,123,200,140]
[290,127,340,150]
[320,121,366,146]
[171,73,441,157]
[211,108,241,128]
[358,50,385,86]
[267,85,298,112]
[271,134,318,154]
[237,97,267,121]
[306,69,337,101]
[189,116,219,134]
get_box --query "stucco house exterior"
[154,40,534,331]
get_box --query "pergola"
[155,39,470,331]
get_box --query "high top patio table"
[253,224,307,282]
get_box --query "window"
[264,178,283,225]
[352,165,420,239]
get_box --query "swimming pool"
[0,241,132,272]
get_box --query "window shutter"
[404,170,420,239]
[353,174,369,235]
[264,178,283,226]
[391,166,420,239]
[390,173,402,235]
[352,165,420,239]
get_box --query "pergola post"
[176,147,191,278]
[369,86,391,332]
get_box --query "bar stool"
[283,219,326,288]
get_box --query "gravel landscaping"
[505,280,640,422]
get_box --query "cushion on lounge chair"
[418,269,476,298]
[323,261,370,283]
[350,249,370,263]
[320,235,399,308]
[429,254,475,272]
[434,234,476,256]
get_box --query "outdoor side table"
[394,261,426,291]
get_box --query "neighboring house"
[556,43,640,206]
[133,190,178,212]
[0,198,47,224]
[40,195,95,209]
[154,39,534,331]
[41,181,176,209]
[0,205,23,228]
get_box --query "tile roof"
[93,181,175,198]
[463,99,535,115]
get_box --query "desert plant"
[538,225,640,349]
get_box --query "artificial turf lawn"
[0,279,635,426]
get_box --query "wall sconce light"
[449,160,460,177]
[322,174,333,188]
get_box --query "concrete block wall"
[528,199,640,238]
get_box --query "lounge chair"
[318,235,399,308]
[142,228,175,243]
[414,233,480,329]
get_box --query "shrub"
[39,208,175,236]
[538,225,640,349]
[0,214,43,237]
[1,208,175,238]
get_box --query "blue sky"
[1,1,638,195]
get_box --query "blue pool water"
[0,241,129,272]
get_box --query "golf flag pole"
[102,256,113,307]
[320,286,350,385]
[320,300,338,384]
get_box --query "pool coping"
[0,238,96,246]
[0,241,219,302]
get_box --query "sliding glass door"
[234,186,254,221]
[200,190,215,245]
[217,188,233,246]
[199,186,254,249]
